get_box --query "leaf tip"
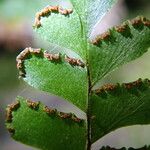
[16,47,42,78]
[6,100,20,123]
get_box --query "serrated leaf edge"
[91,16,150,45]
[34,5,73,28]
[6,98,84,137]
[93,78,150,95]
[16,47,86,78]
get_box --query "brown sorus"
[58,112,72,119]
[49,6,59,12]
[71,114,82,123]
[34,17,41,27]
[103,84,117,91]
[16,48,29,70]
[6,108,13,122]
[16,47,41,68]
[7,101,20,111]
[92,31,110,45]
[59,7,73,15]
[76,59,85,68]
[143,21,150,27]
[65,55,85,68]
[124,78,142,89]
[115,24,128,32]
[92,39,99,45]
[44,51,60,61]
[131,17,144,26]
[16,60,22,69]
[95,84,117,94]
[16,48,29,62]
[43,106,56,114]
[43,7,50,14]
[72,117,82,123]
[18,71,26,78]
[34,5,73,27]
[95,88,105,94]
[29,47,41,54]
[26,100,39,109]
[16,63,24,76]
[16,48,41,77]
[6,101,20,122]
[7,127,15,135]
[99,31,110,40]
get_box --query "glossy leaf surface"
[20,49,88,111]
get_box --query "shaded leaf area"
[34,6,87,59]
[90,79,150,142]
[18,48,88,111]
[100,146,150,150]
[89,17,150,86]
[6,97,87,150]
[69,0,118,35]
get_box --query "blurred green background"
[0,0,150,150]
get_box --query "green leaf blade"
[34,6,87,59]
[89,17,150,85]
[34,0,119,59]
[17,48,88,111]
[69,0,118,35]
[90,79,150,143]
[88,0,118,35]
[6,97,87,150]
